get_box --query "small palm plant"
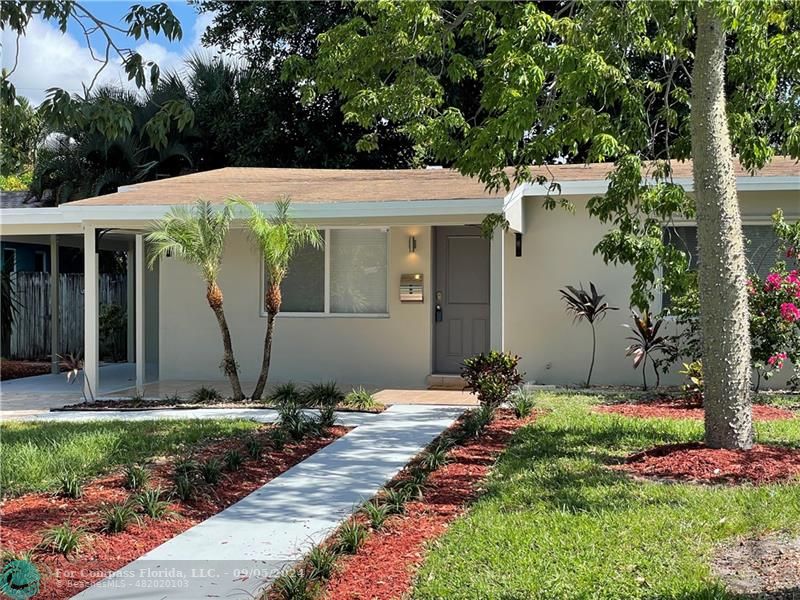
[147,200,244,400]
[59,352,95,403]
[228,197,323,400]
[624,310,676,390]
[559,282,617,387]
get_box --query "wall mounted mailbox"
[400,273,424,303]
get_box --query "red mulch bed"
[0,359,67,381]
[595,398,795,421]
[322,409,535,600]
[616,442,800,484]
[0,425,348,600]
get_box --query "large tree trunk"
[251,282,281,401]
[206,283,244,401]
[690,6,753,450]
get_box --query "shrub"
[190,386,223,404]
[419,443,451,472]
[270,428,288,451]
[272,570,320,600]
[559,282,618,386]
[123,463,150,491]
[336,520,369,554]
[509,387,536,418]
[58,472,83,499]
[245,436,263,459]
[361,500,390,530]
[679,360,704,403]
[461,351,524,408]
[173,457,198,479]
[200,458,224,484]
[316,404,337,429]
[41,522,84,556]
[271,382,304,407]
[223,450,244,472]
[136,488,172,519]
[278,403,313,442]
[304,381,344,407]
[343,387,377,410]
[306,546,337,581]
[100,501,142,533]
[623,310,676,390]
[173,474,197,502]
[460,404,495,439]
[162,392,183,404]
[401,471,427,501]
[382,488,409,515]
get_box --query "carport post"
[50,234,59,374]
[489,225,505,350]
[126,239,135,363]
[83,225,99,399]
[135,234,145,395]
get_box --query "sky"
[1,1,217,105]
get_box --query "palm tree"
[147,200,244,400]
[230,197,323,400]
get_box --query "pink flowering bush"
[749,266,800,387]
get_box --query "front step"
[426,373,467,390]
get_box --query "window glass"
[330,229,388,314]
[662,224,780,307]
[266,238,325,312]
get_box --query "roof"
[50,156,800,208]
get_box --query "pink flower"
[765,272,783,291]
[767,352,788,368]
[780,302,800,322]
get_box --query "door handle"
[435,303,443,322]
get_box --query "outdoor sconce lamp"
[515,232,523,257]
[409,235,417,253]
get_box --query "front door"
[433,226,490,373]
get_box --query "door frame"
[431,224,500,374]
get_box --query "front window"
[264,228,389,315]
[662,224,782,307]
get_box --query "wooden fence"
[9,272,128,360]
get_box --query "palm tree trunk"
[691,5,753,450]
[587,323,597,387]
[206,283,244,401]
[251,282,281,401]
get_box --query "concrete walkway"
[73,404,464,600]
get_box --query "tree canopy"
[301,0,800,308]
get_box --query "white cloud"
[2,13,218,106]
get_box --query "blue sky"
[2,1,215,104]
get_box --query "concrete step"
[426,373,467,390]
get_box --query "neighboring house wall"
[504,190,800,388]
[158,226,433,388]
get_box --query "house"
[1,159,797,394]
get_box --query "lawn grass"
[414,393,800,600]
[1,419,262,496]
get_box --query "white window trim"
[260,227,390,319]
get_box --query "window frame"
[260,226,390,319]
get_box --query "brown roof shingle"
[68,157,799,207]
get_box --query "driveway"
[0,362,136,418]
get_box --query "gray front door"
[433,226,490,373]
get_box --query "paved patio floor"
[0,363,136,418]
[72,404,464,600]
